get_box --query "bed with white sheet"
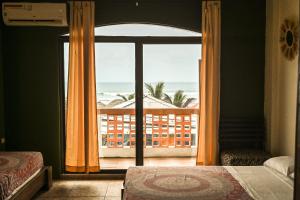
[122,157,294,200]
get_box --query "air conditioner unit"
[2,2,68,27]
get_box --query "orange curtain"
[196,1,221,166]
[65,1,99,172]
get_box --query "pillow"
[263,156,294,176]
[289,172,294,179]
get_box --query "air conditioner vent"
[2,3,68,27]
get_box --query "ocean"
[65,82,199,103]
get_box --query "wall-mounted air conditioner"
[2,2,68,27]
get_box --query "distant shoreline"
[65,82,199,100]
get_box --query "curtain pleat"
[65,1,99,172]
[196,1,221,166]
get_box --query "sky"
[64,24,202,83]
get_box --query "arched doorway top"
[94,23,201,37]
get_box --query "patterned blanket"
[0,152,43,200]
[124,166,253,200]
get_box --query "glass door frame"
[59,35,202,173]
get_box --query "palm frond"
[163,93,173,104]
[145,83,155,97]
[183,98,196,108]
[154,82,165,99]
[128,93,135,100]
[173,90,186,107]
[117,94,127,101]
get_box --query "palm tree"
[117,93,135,101]
[144,82,165,100]
[164,90,196,108]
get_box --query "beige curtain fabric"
[196,1,221,166]
[65,1,99,172]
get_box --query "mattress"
[0,152,44,200]
[123,166,294,200]
[226,166,293,200]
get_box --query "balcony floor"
[100,157,196,169]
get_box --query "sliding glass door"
[64,42,136,170]
[95,43,136,169]
[62,24,201,171]
[143,44,201,167]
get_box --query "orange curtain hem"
[66,165,100,173]
[196,161,214,166]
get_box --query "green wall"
[3,27,66,176]
[94,0,201,32]
[2,0,265,177]
[220,0,265,118]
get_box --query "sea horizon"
[65,81,199,101]
[96,81,198,93]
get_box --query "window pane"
[143,44,201,167]
[96,43,136,169]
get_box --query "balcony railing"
[97,108,199,149]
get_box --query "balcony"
[97,108,198,168]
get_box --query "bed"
[123,161,294,200]
[0,152,52,200]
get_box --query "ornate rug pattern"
[124,166,253,200]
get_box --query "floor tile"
[105,197,122,200]
[35,180,111,199]
[106,181,123,197]
[37,183,72,197]
[68,184,108,197]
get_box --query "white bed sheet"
[226,166,293,200]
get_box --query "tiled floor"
[100,157,196,169]
[34,180,123,200]
[34,158,195,199]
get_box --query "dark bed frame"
[8,166,52,200]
